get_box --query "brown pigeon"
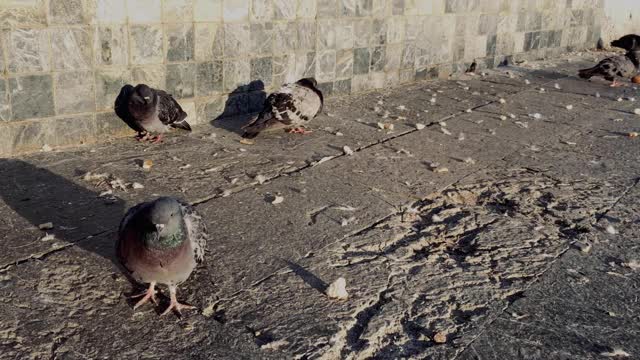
[114,84,191,143]
[116,197,207,316]
[242,77,323,138]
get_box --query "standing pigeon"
[116,197,207,316]
[610,34,640,51]
[578,48,640,87]
[242,78,323,139]
[114,84,191,143]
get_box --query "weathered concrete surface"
[1,51,640,359]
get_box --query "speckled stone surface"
[2,56,640,359]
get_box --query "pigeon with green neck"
[116,197,208,316]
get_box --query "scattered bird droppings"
[572,241,592,253]
[499,115,507,121]
[634,109,640,115]
[38,222,53,230]
[441,127,452,136]
[606,225,618,234]
[132,182,144,189]
[600,348,630,358]
[271,195,284,204]
[326,278,348,300]
[499,98,506,104]
[255,175,267,184]
[415,123,426,130]
[41,233,55,242]
[179,164,192,170]
[565,105,573,110]
[622,260,640,270]
[343,146,354,156]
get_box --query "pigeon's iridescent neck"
[145,227,185,248]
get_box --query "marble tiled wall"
[0,0,605,155]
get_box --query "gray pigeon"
[116,197,207,316]
[242,78,323,139]
[114,84,191,143]
[579,35,640,87]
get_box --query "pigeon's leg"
[610,79,626,87]
[286,127,313,135]
[130,282,158,310]
[161,285,196,316]
[150,134,164,143]
[137,132,151,142]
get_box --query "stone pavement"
[1,52,639,360]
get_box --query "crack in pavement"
[0,230,112,272]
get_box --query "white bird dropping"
[326,278,349,300]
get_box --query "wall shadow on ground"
[0,159,125,269]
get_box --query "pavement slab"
[1,51,640,359]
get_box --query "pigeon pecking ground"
[0,51,639,359]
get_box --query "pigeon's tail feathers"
[172,117,192,131]
[241,113,277,139]
[578,66,599,79]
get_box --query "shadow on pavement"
[0,159,125,268]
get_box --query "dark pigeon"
[116,197,208,316]
[242,77,323,139]
[579,35,640,87]
[114,84,191,142]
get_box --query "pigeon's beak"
[155,224,165,232]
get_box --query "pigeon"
[578,36,640,87]
[610,34,640,51]
[114,84,191,143]
[242,78,323,139]
[466,60,477,73]
[116,197,207,316]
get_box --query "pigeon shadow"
[210,80,267,136]
[282,259,328,294]
[0,159,125,269]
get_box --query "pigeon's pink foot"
[131,282,157,310]
[136,133,151,142]
[150,134,164,143]
[286,127,313,135]
[161,285,196,316]
[610,80,626,87]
